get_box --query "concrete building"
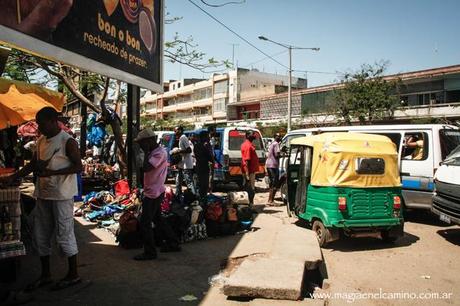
[140,68,307,125]
[228,64,460,125]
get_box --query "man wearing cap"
[134,128,180,260]
[241,130,260,208]
[266,133,282,205]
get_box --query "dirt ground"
[4,181,460,305]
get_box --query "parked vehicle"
[432,145,460,225]
[262,137,274,151]
[286,133,404,247]
[161,127,266,185]
[280,124,460,211]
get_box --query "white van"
[279,124,460,210]
[211,127,266,186]
[432,145,460,224]
[162,127,266,185]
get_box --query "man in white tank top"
[1,107,83,290]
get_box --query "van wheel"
[381,230,398,243]
[312,220,331,247]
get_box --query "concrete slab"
[223,258,306,300]
[271,226,323,270]
[251,213,283,230]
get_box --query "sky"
[164,0,460,87]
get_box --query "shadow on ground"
[437,228,460,246]
[404,210,452,227]
[8,187,272,306]
[325,231,420,252]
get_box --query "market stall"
[0,79,64,263]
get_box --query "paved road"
[321,210,460,305]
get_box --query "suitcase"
[228,191,249,205]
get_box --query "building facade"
[229,65,460,125]
[140,68,307,125]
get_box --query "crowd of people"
[0,106,285,290]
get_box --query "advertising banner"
[0,0,163,92]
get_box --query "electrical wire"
[187,0,288,70]
[242,50,288,68]
[200,0,246,7]
[188,0,341,76]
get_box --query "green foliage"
[333,61,401,125]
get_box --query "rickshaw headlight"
[338,197,347,211]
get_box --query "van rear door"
[227,129,266,177]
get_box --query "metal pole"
[287,46,292,132]
[127,84,141,188]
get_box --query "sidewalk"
[7,186,325,305]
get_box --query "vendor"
[0,107,83,290]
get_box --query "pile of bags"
[76,179,256,250]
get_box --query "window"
[355,158,385,175]
[214,80,228,95]
[439,129,460,160]
[402,132,429,161]
[213,98,227,112]
[372,133,402,152]
[229,130,263,150]
[193,87,212,100]
[280,134,305,151]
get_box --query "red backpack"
[205,202,223,221]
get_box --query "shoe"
[51,277,82,291]
[133,253,157,261]
[160,245,181,253]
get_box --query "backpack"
[116,210,142,249]
[205,202,223,221]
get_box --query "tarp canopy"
[291,133,401,188]
[0,78,65,129]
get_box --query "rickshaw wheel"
[312,220,331,247]
[381,230,398,243]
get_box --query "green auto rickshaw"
[286,133,404,247]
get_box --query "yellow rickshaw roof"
[291,133,401,188]
[290,132,397,155]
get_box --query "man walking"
[134,128,180,260]
[171,126,196,196]
[266,133,282,205]
[241,130,260,208]
[1,107,82,290]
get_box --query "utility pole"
[258,36,319,131]
[229,43,239,68]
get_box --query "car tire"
[312,220,331,247]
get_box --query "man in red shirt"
[241,130,260,208]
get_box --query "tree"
[2,14,229,174]
[333,61,401,125]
